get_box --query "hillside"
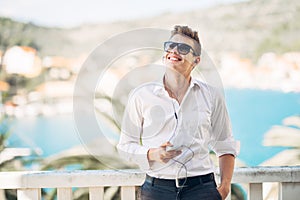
[0,0,299,60]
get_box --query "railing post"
[248,183,263,200]
[17,188,41,200]
[0,189,5,200]
[57,188,72,200]
[279,182,300,200]
[89,187,104,200]
[121,186,135,200]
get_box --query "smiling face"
[164,34,200,78]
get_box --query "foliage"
[0,118,19,200]
[94,93,125,132]
[0,18,40,51]
[2,68,47,101]
[0,118,10,152]
[0,17,73,57]
[1,0,300,59]
[255,12,300,59]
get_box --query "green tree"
[0,118,20,199]
[0,18,39,73]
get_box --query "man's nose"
[169,46,179,54]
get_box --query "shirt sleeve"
[209,89,240,157]
[116,91,151,170]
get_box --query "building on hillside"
[3,46,42,78]
[42,55,86,81]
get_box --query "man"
[117,25,239,200]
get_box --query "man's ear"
[194,57,201,65]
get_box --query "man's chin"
[166,62,181,68]
[166,65,185,75]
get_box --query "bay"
[225,89,300,166]
[6,89,300,166]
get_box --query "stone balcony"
[0,166,299,200]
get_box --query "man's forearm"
[219,154,235,186]
[218,154,235,199]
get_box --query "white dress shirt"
[117,77,239,179]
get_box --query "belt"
[145,173,215,188]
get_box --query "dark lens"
[177,43,191,55]
[164,42,177,52]
[169,42,177,49]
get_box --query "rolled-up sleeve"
[117,91,151,170]
[209,89,240,157]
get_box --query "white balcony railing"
[0,166,299,200]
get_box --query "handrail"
[0,166,299,200]
[1,166,299,189]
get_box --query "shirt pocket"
[180,107,210,140]
[198,109,211,140]
[142,104,173,140]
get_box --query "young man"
[117,25,239,200]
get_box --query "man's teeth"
[170,57,179,61]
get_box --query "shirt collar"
[153,75,201,96]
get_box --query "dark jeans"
[141,175,222,200]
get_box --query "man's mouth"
[167,55,182,62]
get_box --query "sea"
[5,89,300,167]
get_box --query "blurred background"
[0,0,299,199]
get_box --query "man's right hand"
[147,142,182,163]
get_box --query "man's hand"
[147,142,182,163]
[217,184,230,200]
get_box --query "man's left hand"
[217,184,230,200]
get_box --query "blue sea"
[6,89,300,167]
[225,89,300,165]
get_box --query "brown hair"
[170,25,201,56]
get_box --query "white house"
[3,46,41,78]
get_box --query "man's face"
[163,34,200,77]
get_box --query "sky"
[0,0,246,28]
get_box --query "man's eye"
[169,43,177,49]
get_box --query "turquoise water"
[7,116,81,157]
[225,89,300,166]
[6,89,300,167]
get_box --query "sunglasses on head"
[164,41,198,56]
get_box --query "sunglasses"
[164,41,198,56]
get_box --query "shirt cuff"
[134,146,151,170]
[117,144,151,171]
[211,140,240,157]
